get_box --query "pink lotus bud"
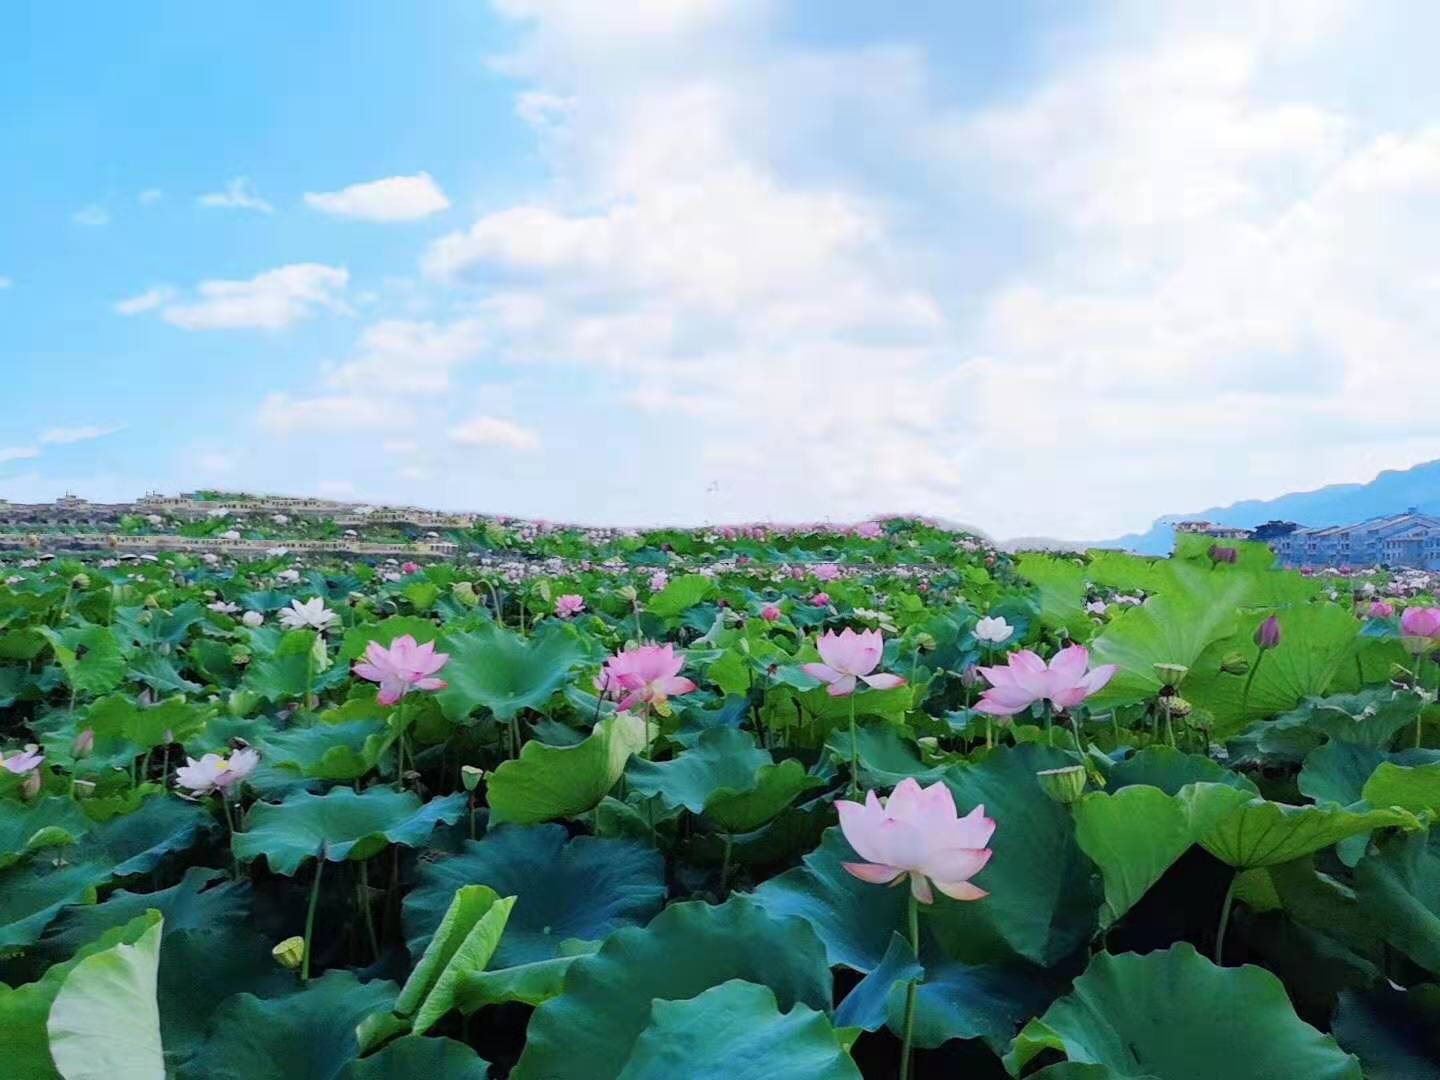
[72,729,95,758]
[760,604,781,622]
[401,562,420,574]
[1254,616,1282,650]
[810,592,831,608]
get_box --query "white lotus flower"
[279,597,339,631]
[208,601,240,614]
[241,611,265,628]
[174,748,259,796]
[973,616,1014,645]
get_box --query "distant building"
[1270,509,1440,569]
[1174,520,1254,541]
[1250,520,1301,541]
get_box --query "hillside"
[1106,458,1440,555]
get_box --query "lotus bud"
[1221,651,1250,675]
[1254,616,1282,650]
[1036,765,1087,805]
[1153,663,1189,695]
[737,637,751,655]
[461,765,485,791]
[272,936,305,970]
[72,729,95,759]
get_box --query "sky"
[5,0,1440,540]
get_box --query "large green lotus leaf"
[404,825,665,968]
[1082,550,1170,595]
[0,796,93,869]
[1234,856,1379,952]
[112,602,207,653]
[233,788,466,875]
[511,896,833,1080]
[1363,761,1440,815]
[1015,554,1091,640]
[615,979,861,1080]
[1187,605,1362,736]
[1004,943,1362,1079]
[1332,984,1440,1080]
[39,625,125,696]
[40,867,246,959]
[47,912,165,1080]
[455,945,597,1011]
[72,793,218,877]
[1074,782,1256,926]
[801,683,914,725]
[0,911,160,1080]
[625,728,824,831]
[339,1036,490,1080]
[1200,798,1419,869]
[824,725,951,788]
[261,718,396,782]
[833,932,924,1031]
[86,694,210,752]
[0,861,107,949]
[339,616,439,661]
[753,826,910,973]
[1104,746,1258,796]
[646,573,714,617]
[487,712,647,825]
[1355,828,1440,975]
[1260,689,1423,759]
[126,652,201,696]
[1087,582,1251,707]
[176,972,397,1080]
[885,951,1057,1053]
[435,621,586,724]
[927,744,1103,967]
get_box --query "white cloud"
[138,188,164,205]
[196,451,235,473]
[197,177,274,213]
[448,415,542,451]
[304,172,450,222]
[113,286,177,316]
[0,447,39,464]
[72,205,110,227]
[0,276,11,290]
[160,264,349,330]
[40,426,122,445]
[257,392,414,434]
[326,318,486,395]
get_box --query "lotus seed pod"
[461,765,485,791]
[1153,662,1189,692]
[272,936,305,970]
[1036,765,1087,805]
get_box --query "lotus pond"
[1,520,1437,1079]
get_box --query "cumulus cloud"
[448,414,542,450]
[326,318,486,394]
[158,264,349,330]
[257,392,414,433]
[304,172,450,222]
[40,426,123,445]
[113,287,177,315]
[197,177,274,213]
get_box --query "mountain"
[1104,458,1440,555]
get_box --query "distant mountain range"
[1103,458,1440,555]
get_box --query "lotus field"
[4,519,1440,1079]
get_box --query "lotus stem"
[1239,648,1266,723]
[898,891,920,1080]
[1214,872,1237,964]
[847,692,860,798]
[1416,655,1429,748]
[358,859,380,962]
[302,847,327,983]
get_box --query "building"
[1174,520,1255,541]
[1270,509,1440,569]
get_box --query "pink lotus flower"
[1401,606,1440,640]
[854,521,884,540]
[595,644,697,713]
[760,604,781,622]
[837,777,995,904]
[1367,601,1395,619]
[975,645,1117,716]
[353,635,451,706]
[648,571,669,592]
[810,592,831,608]
[1,746,44,775]
[401,562,420,575]
[802,628,907,697]
[813,563,841,582]
[174,747,259,797]
[554,594,585,618]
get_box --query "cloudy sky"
[5,0,1440,539]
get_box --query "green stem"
[898,890,920,1080]
[303,646,315,715]
[393,696,408,791]
[1416,655,1429,748]
[985,715,993,751]
[302,847,326,983]
[1239,648,1267,723]
[1214,872,1238,964]
[847,692,860,798]
[1068,712,1086,758]
[359,859,381,962]
[220,793,241,879]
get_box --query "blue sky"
[5,1,1440,539]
